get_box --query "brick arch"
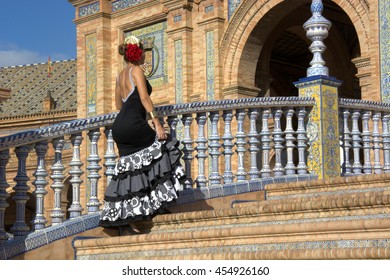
[220,0,370,91]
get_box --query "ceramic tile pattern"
[380,0,390,102]
[86,33,97,117]
[79,1,99,17]
[296,77,341,179]
[111,0,148,12]
[228,0,242,19]
[125,22,168,87]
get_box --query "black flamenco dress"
[99,70,184,227]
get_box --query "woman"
[99,36,184,232]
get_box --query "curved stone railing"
[0,97,316,259]
[339,98,390,176]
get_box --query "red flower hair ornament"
[124,36,143,62]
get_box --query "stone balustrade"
[339,98,390,176]
[0,97,315,247]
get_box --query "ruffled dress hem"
[99,136,185,228]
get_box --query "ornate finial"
[303,0,332,77]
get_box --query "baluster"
[341,109,352,175]
[182,114,194,189]
[209,111,222,185]
[383,113,390,173]
[297,107,308,174]
[222,110,234,183]
[32,141,49,230]
[167,116,179,139]
[247,108,260,180]
[0,150,10,242]
[361,110,372,174]
[372,112,383,174]
[195,113,207,187]
[50,138,65,226]
[87,129,102,213]
[11,145,30,236]
[273,108,285,176]
[260,109,272,177]
[104,128,117,186]
[68,133,84,218]
[235,109,247,181]
[284,108,296,175]
[351,110,363,174]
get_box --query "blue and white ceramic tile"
[25,231,48,251]
[235,181,250,194]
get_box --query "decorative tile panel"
[125,22,168,87]
[228,0,242,19]
[174,40,184,140]
[322,86,340,178]
[206,31,215,101]
[299,84,322,176]
[205,5,214,13]
[79,2,100,17]
[86,33,97,117]
[175,40,183,104]
[174,15,182,22]
[380,0,390,102]
[112,0,149,12]
[295,76,341,179]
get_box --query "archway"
[221,0,367,99]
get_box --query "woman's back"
[112,67,155,157]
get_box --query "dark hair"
[118,43,144,62]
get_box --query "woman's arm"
[115,76,123,110]
[132,66,167,140]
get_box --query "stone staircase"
[73,174,390,260]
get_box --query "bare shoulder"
[132,65,144,76]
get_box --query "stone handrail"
[0,97,315,152]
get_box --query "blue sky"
[0,0,76,67]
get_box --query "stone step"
[74,174,390,259]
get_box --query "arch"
[220,0,370,91]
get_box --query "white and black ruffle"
[99,137,184,227]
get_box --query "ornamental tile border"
[228,0,242,19]
[79,238,390,259]
[248,180,263,192]
[267,186,390,201]
[208,185,224,198]
[222,184,237,196]
[111,0,149,12]
[379,0,390,102]
[0,213,100,260]
[86,33,97,117]
[25,232,49,251]
[79,1,100,17]
[206,31,215,101]
[235,181,250,194]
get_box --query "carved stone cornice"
[352,56,371,69]
[351,56,371,79]
[160,0,193,13]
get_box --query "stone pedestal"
[295,75,342,179]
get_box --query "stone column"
[294,0,342,179]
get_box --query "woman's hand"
[155,124,167,140]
